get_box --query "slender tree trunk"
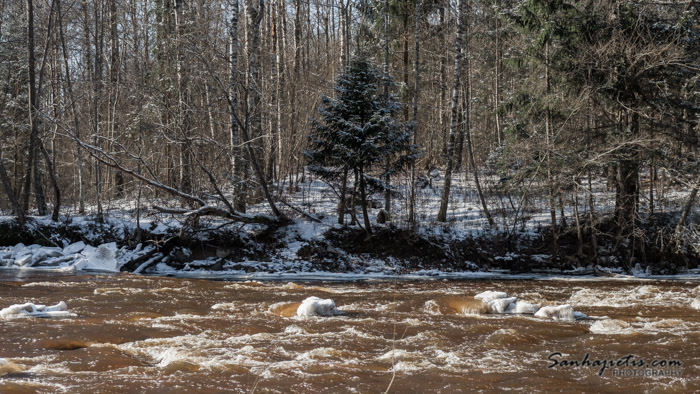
[359,168,372,234]
[229,0,246,212]
[586,83,599,265]
[383,0,391,214]
[676,187,698,235]
[438,3,447,163]
[23,0,47,215]
[462,10,493,225]
[649,119,655,218]
[244,0,282,218]
[173,0,192,196]
[337,166,348,224]
[494,0,503,145]
[615,110,640,237]
[57,0,85,214]
[464,51,494,226]
[0,152,24,224]
[408,0,419,225]
[544,42,557,241]
[82,0,104,222]
[573,181,583,259]
[38,140,60,221]
[110,0,124,198]
[437,0,465,222]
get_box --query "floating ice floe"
[473,290,587,321]
[534,305,575,322]
[0,242,133,272]
[0,301,76,319]
[296,296,344,317]
[474,291,539,315]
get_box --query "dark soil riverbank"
[0,215,697,275]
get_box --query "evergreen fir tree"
[306,57,419,234]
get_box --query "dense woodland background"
[0,0,698,263]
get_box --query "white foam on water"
[0,358,22,376]
[94,287,144,296]
[400,318,423,326]
[211,302,238,311]
[27,362,73,375]
[691,298,700,310]
[642,319,688,333]
[390,360,436,372]
[589,319,634,334]
[487,328,519,342]
[295,347,342,361]
[119,332,272,372]
[398,331,444,346]
[296,296,344,317]
[534,305,575,322]
[377,349,423,362]
[284,325,308,335]
[21,282,75,288]
[474,349,529,373]
[568,285,690,308]
[423,299,442,315]
[0,301,76,319]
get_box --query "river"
[1,271,698,393]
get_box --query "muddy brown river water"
[0,271,698,393]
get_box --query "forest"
[0,0,698,274]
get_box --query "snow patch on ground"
[296,296,344,317]
[0,301,76,319]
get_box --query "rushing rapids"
[0,271,698,392]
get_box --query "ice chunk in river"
[474,291,509,303]
[534,305,575,322]
[63,241,86,255]
[487,297,518,313]
[505,301,540,314]
[475,291,539,314]
[0,301,76,319]
[296,297,344,317]
[72,243,120,272]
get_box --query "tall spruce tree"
[306,57,418,234]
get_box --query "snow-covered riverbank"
[1,211,698,279]
[1,173,698,277]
